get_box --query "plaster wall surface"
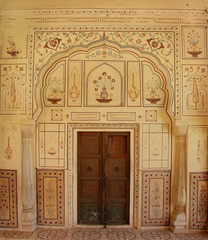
[0,0,207,231]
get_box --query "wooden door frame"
[67,123,140,228]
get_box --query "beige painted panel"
[43,177,58,219]
[1,0,206,10]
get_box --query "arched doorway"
[34,37,173,228]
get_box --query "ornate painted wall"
[0,6,207,231]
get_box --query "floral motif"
[107,31,174,76]
[72,230,101,240]
[143,171,170,226]
[146,78,161,104]
[33,31,174,87]
[187,30,202,58]
[51,109,63,121]
[198,185,207,221]
[85,45,123,60]
[38,230,67,239]
[147,38,164,51]
[190,173,208,229]
[184,73,206,111]
[183,65,207,115]
[151,182,161,218]
[44,37,62,51]
[0,65,26,114]
[6,39,21,57]
[93,72,115,103]
[37,170,65,226]
[5,137,13,159]
[47,76,64,104]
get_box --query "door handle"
[87,166,92,172]
[114,166,119,172]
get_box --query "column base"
[171,209,187,232]
[171,222,187,232]
[22,208,37,231]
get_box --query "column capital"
[20,119,36,138]
[173,125,188,137]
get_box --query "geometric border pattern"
[37,170,65,226]
[51,109,63,121]
[190,172,208,230]
[142,171,171,226]
[1,229,208,239]
[145,110,157,122]
[0,169,17,228]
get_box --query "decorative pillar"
[20,120,36,230]
[171,125,187,231]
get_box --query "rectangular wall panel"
[142,171,171,226]
[190,172,208,230]
[127,61,141,106]
[37,170,65,226]
[71,112,100,121]
[38,123,65,168]
[0,170,17,228]
[183,65,208,116]
[0,64,26,115]
[107,112,136,121]
[68,61,82,106]
[142,123,170,169]
[182,27,207,59]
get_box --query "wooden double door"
[78,132,130,225]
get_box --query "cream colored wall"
[0,1,207,231]
[1,0,207,9]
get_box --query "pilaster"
[171,125,187,231]
[20,120,36,231]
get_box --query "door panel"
[80,180,100,199]
[105,133,130,225]
[107,202,126,221]
[80,135,101,154]
[78,132,102,224]
[107,135,128,154]
[108,158,127,177]
[78,132,130,225]
[108,181,127,199]
[80,158,100,177]
[81,203,101,221]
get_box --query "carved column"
[171,125,187,231]
[20,120,36,230]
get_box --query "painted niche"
[0,65,26,114]
[183,65,207,115]
[182,27,207,59]
[188,127,208,171]
[127,61,140,106]
[44,61,65,106]
[85,61,124,107]
[68,61,82,106]
[142,62,165,106]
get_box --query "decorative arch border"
[29,25,180,120]
[67,123,140,228]
[32,36,176,122]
